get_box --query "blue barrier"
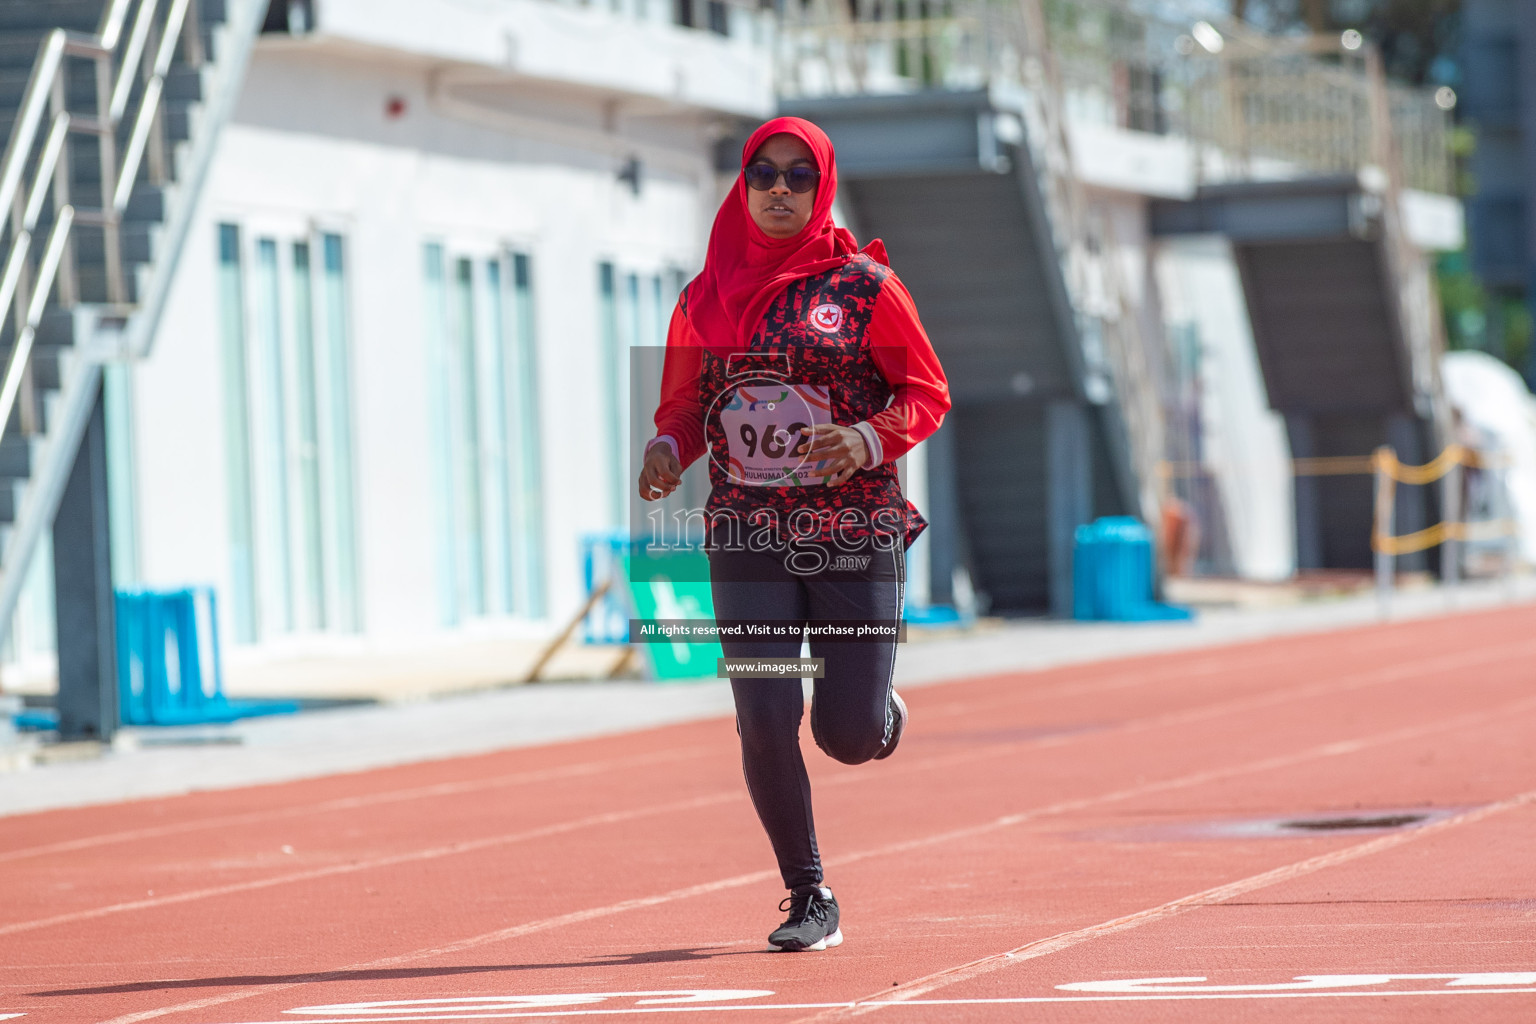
[13,709,58,731]
[581,531,633,643]
[903,604,968,627]
[116,587,298,726]
[1072,517,1194,622]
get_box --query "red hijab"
[686,116,882,353]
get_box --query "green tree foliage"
[1231,0,1460,85]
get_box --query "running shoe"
[873,690,907,760]
[768,886,842,951]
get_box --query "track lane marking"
[798,789,1536,1021]
[4,616,1513,865]
[0,792,751,939]
[0,621,1396,860]
[20,635,1536,943]
[918,600,1536,717]
[921,621,1420,721]
[859,634,1536,792]
[0,750,708,865]
[173,988,1536,1021]
[87,691,1536,1024]
[21,636,1531,939]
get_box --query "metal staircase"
[1147,34,1452,571]
[0,0,264,659]
[777,0,1151,614]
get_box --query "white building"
[8,0,774,679]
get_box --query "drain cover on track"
[1073,807,1459,843]
[1278,814,1428,832]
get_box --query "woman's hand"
[799,424,868,487]
[638,444,682,501]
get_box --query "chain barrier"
[1371,445,1518,560]
[1157,446,1520,609]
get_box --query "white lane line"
[0,750,707,866]
[86,866,781,1024]
[0,792,747,939]
[829,633,1536,815]
[0,630,1351,863]
[800,787,1536,1021]
[0,617,1478,865]
[929,619,1415,719]
[877,635,1536,792]
[34,632,1528,944]
[169,987,1536,1022]
[90,691,1536,1024]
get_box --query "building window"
[217,224,258,642]
[598,262,625,526]
[673,0,729,35]
[603,263,686,533]
[707,0,729,36]
[217,223,361,643]
[262,0,313,34]
[507,253,547,617]
[317,236,362,631]
[424,245,547,625]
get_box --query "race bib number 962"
[715,381,832,487]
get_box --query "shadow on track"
[32,948,764,997]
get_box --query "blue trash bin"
[116,587,298,726]
[1072,517,1193,622]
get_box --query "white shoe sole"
[814,927,844,950]
[769,927,844,952]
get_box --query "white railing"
[779,0,1455,193]
[0,0,204,445]
[779,0,1169,522]
[775,0,1455,524]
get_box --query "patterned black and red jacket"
[650,253,951,547]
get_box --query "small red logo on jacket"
[809,303,844,334]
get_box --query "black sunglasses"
[744,162,821,193]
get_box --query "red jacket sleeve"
[863,273,951,462]
[650,302,707,469]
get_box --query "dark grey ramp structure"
[779,91,1139,613]
[1151,176,1443,571]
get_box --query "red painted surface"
[5,605,1536,1024]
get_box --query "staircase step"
[73,263,139,305]
[3,403,45,455]
[0,62,202,111]
[0,3,223,67]
[0,60,95,108]
[35,309,79,348]
[0,2,108,33]
[123,182,164,222]
[0,434,30,477]
[70,220,156,265]
[0,103,194,211]
[30,339,75,394]
[0,29,53,68]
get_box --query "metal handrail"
[0,0,203,445]
[777,0,1168,522]
[775,0,1454,527]
[779,0,1455,195]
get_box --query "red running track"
[5,605,1536,1024]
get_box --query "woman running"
[638,117,950,952]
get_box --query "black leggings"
[709,540,904,891]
